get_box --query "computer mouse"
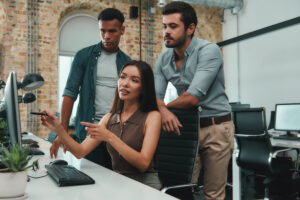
[49,159,68,166]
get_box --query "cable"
[28,174,48,179]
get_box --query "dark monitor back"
[268,110,275,130]
[4,72,22,145]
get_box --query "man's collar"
[185,37,196,56]
[171,37,196,61]
[92,42,102,55]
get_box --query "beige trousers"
[192,120,234,200]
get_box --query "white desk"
[270,137,300,149]
[232,141,241,200]
[232,137,300,200]
[24,134,178,200]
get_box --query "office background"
[0,0,299,138]
[222,0,300,122]
[0,0,223,138]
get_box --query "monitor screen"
[4,72,22,145]
[275,103,300,132]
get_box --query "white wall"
[58,14,100,121]
[223,0,300,122]
[59,14,100,55]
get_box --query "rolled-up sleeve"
[186,44,223,99]
[154,55,168,100]
[63,51,86,101]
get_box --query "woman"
[41,60,162,189]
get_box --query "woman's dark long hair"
[110,60,158,113]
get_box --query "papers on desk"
[268,129,287,137]
[268,129,300,137]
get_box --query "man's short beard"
[165,32,187,48]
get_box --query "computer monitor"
[4,72,22,145]
[275,103,300,134]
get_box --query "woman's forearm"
[55,124,87,159]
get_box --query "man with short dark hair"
[50,8,131,168]
[154,2,234,199]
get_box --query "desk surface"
[271,137,300,149]
[25,134,177,200]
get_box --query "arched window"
[58,14,100,121]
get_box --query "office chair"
[230,103,250,112]
[233,107,297,199]
[227,103,251,192]
[155,108,199,200]
[230,103,250,123]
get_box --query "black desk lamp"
[18,93,36,104]
[18,73,45,91]
[1,73,45,91]
[0,73,45,117]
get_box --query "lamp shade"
[21,73,44,91]
[0,80,5,89]
[18,93,36,104]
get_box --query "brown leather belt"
[200,113,232,128]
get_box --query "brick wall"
[0,0,222,138]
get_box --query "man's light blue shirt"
[154,38,231,118]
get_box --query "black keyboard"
[27,147,45,155]
[45,165,95,186]
[0,147,44,155]
[22,138,38,145]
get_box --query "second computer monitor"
[275,103,300,132]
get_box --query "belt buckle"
[210,117,215,125]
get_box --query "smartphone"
[30,112,48,116]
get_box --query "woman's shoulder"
[103,112,112,120]
[101,113,113,126]
[146,110,161,121]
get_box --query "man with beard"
[50,8,131,168]
[154,2,234,200]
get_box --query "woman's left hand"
[80,122,110,142]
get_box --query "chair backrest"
[236,134,273,175]
[233,107,267,135]
[234,108,273,175]
[230,103,250,112]
[230,103,250,122]
[155,108,199,186]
